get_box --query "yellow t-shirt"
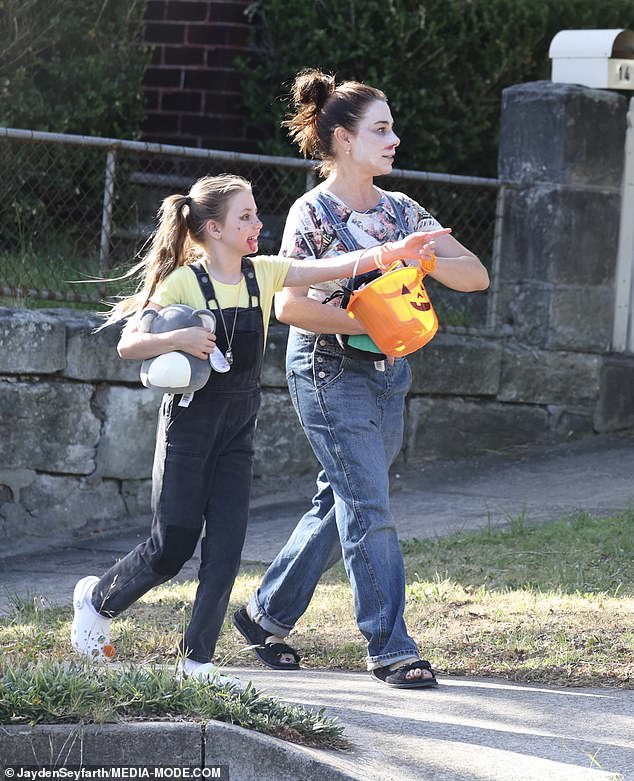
[151,255,292,348]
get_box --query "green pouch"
[346,334,384,353]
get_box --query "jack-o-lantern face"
[401,284,432,312]
[347,266,438,356]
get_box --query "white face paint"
[348,100,401,176]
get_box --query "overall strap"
[314,194,388,363]
[189,259,260,309]
[240,257,261,308]
[189,261,217,307]
[317,190,411,248]
[315,192,361,252]
[382,191,411,238]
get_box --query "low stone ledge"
[0,722,201,769]
[0,308,66,374]
[3,473,129,547]
[409,332,502,396]
[64,314,140,384]
[405,397,549,460]
[0,380,101,474]
[0,304,627,555]
[0,721,360,781]
[95,385,162,480]
[595,353,634,432]
[499,344,601,406]
[254,390,318,477]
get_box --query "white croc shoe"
[71,576,114,660]
[177,658,244,690]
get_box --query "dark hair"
[284,68,386,176]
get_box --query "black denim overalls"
[91,258,264,663]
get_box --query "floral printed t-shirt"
[279,186,443,305]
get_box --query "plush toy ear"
[139,309,158,333]
[193,309,216,333]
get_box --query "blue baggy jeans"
[248,329,420,668]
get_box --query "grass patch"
[0,238,137,309]
[1,508,632,733]
[395,509,634,687]
[0,661,345,748]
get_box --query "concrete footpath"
[1,432,634,780]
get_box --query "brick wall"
[141,0,253,150]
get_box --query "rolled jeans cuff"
[247,595,292,638]
[366,651,420,671]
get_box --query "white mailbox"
[549,28,634,90]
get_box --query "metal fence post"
[486,183,506,331]
[99,148,117,287]
[612,97,634,352]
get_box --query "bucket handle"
[352,254,408,280]
[347,259,421,321]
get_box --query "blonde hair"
[284,68,386,176]
[99,174,251,328]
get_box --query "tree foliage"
[0,0,150,138]
[239,0,634,175]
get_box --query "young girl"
[235,71,489,688]
[70,173,443,687]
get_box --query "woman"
[233,70,489,688]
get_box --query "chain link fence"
[0,127,503,326]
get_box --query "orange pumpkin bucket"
[347,262,438,357]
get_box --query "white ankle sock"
[181,658,205,674]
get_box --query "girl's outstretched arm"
[282,229,451,288]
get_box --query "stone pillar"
[496,81,627,351]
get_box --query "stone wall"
[0,307,628,556]
[0,310,313,555]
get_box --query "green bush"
[0,0,150,138]
[0,0,151,300]
[239,0,634,176]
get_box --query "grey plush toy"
[139,304,230,394]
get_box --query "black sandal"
[232,607,301,671]
[372,659,438,689]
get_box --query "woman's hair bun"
[291,68,336,112]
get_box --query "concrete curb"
[205,721,360,781]
[0,721,360,781]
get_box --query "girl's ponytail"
[143,193,193,293]
[97,175,251,329]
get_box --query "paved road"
[229,668,634,781]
